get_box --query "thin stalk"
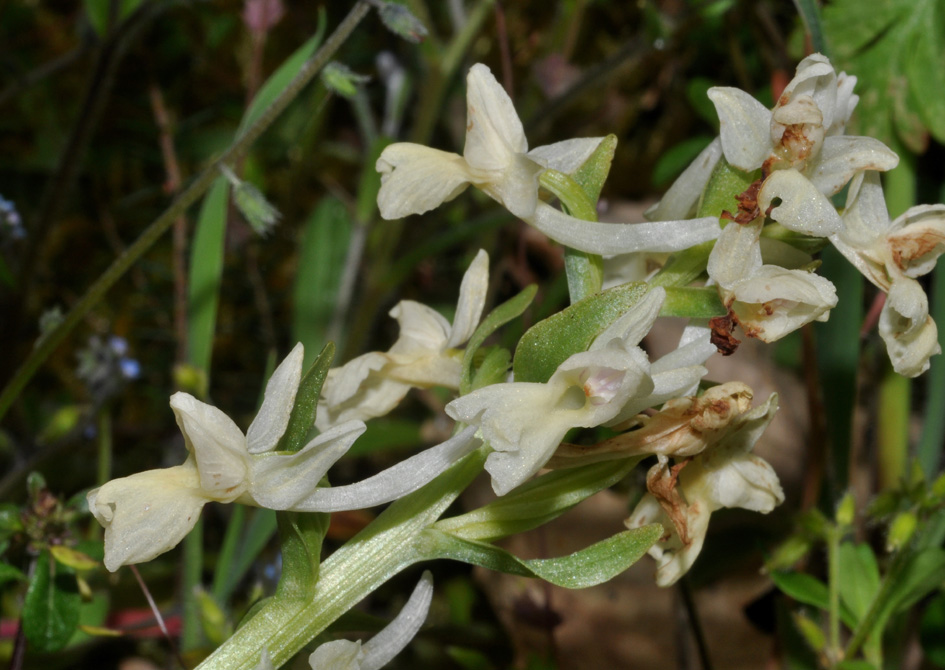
[877,141,915,489]
[181,517,205,652]
[0,1,373,423]
[827,526,841,663]
[679,575,714,670]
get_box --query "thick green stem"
[0,2,372,423]
[196,450,487,670]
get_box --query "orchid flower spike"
[89,344,482,571]
[625,389,783,586]
[831,172,945,376]
[254,572,434,670]
[316,250,489,430]
[648,54,897,236]
[447,287,709,495]
[376,63,721,256]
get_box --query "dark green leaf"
[278,343,335,454]
[823,0,945,146]
[22,551,80,653]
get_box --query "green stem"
[538,170,603,303]
[0,2,373,423]
[196,450,487,670]
[827,526,841,664]
[182,517,205,652]
[878,364,910,490]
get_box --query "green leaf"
[770,571,858,629]
[883,548,945,618]
[292,198,352,367]
[274,510,330,602]
[434,457,640,542]
[469,347,511,392]
[823,0,945,146]
[461,285,537,394]
[22,551,81,653]
[570,134,617,205]
[187,177,229,376]
[0,562,25,587]
[697,156,758,219]
[423,524,661,589]
[837,542,880,619]
[513,282,649,383]
[660,287,726,318]
[237,11,328,136]
[277,343,335,454]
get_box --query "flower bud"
[886,511,918,552]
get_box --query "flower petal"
[758,169,843,236]
[887,204,945,278]
[249,420,366,510]
[359,572,434,670]
[880,278,941,377]
[376,143,474,219]
[170,392,249,497]
[388,301,451,357]
[307,640,363,670]
[707,219,763,289]
[527,137,604,174]
[447,249,489,348]
[707,87,772,171]
[463,64,527,170]
[729,266,838,341]
[530,202,721,255]
[290,426,481,512]
[646,138,722,222]
[807,135,899,196]
[315,356,411,431]
[88,462,207,571]
[246,342,303,454]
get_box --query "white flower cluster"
[90,54,945,613]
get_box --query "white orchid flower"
[446,288,705,495]
[89,345,482,571]
[831,172,945,376]
[255,572,434,670]
[316,250,489,430]
[377,63,721,256]
[625,391,783,586]
[648,55,894,235]
[707,217,838,342]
